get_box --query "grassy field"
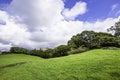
[0,49,120,80]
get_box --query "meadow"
[0,49,120,80]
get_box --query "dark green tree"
[79,31,97,48]
[43,49,53,58]
[10,47,28,54]
[68,31,97,49]
[68,31,120,49]
[68,34,82,48]
[29,49,44,57]
[53,45,70,57]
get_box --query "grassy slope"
[0,49,120,80]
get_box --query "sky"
[0,0,120,51]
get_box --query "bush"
[43,49,53,58]
[1,51,10,54]
[10,47,28,54]
[53,45,70,57]
[102,47,120,50]
[68,47,89,54]
[99,36,119,47]
[29,49,44,57]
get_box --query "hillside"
[0,49,120,80]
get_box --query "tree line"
[68,31,120,49]
[3,20,120,58]
[10,45,70,58]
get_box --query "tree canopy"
[68,31,120,49]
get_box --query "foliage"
[29,49,44,57]
[96,32,119,47]
[53,45,70,57]
[68,31,98,49]
[42,49,53,58]
[1,51,10,54]
[68,34,82,48]
[10,47,28,54]
[68,31,120,49]
[107,20,120,38]
[68,47,89,54]
[102,47,120,50]
[10,46,70,58]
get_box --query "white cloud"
[0,43,11,51]
[0,43,12,51]
[7,0,64,31]
[0,10,31,49]
[62,1,87,20]
[0,0,120,51]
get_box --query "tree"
[29,49,44,57]
[107,20,120,38]
[68,31,120,49]
[53,45,70,57]
[68,31,98,49]
[79,31,97,48]
[68,34,82,48]
[95,32,114,47]
[10,47,28,54]
[43,49,53,58]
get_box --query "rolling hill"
[0,49,120,80]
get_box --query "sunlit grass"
[0,49,120,80]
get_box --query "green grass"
[0,49,120,80]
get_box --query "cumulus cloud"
[0,10,31,50]
[62,1,87,20]
[0,43,12,51]
[0,0,120,51]
[7,0,64,31]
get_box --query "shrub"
[102,47,120,50]
[10,47,28,54]
[43,49,53,58]
[1,51,10,54]
[53,45,70,57]
[29,49,44,57]
[68,47,89,54]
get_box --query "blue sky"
[0,0,120,21]
[0,0,12,10]
[0,0,120,50]
[0,0,12,3]
[64,0,120,21]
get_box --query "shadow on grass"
[0,62,27,69]
[109,72,120,78]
